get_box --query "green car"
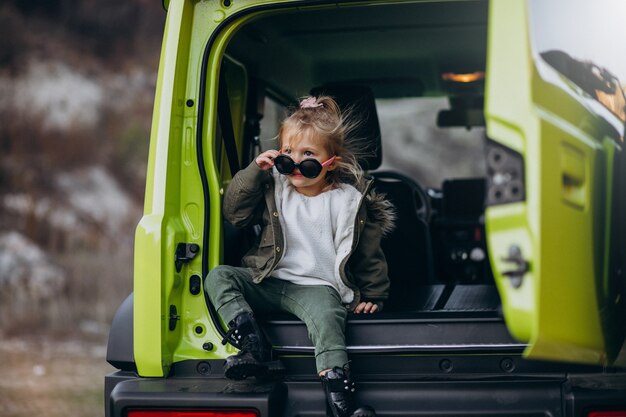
[105,0,626,416]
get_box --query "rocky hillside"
[0,1,165,335]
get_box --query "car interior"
[213,0,511,355]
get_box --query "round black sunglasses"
[273,154,336,179]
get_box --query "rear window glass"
[259,96,487,189]
[377,97,486,189]
[259,96,285,152]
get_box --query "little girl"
[205,95,394,417]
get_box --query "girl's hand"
[354,301,380,314]
[255,150,280,170]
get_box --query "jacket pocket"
[254,236,276,269]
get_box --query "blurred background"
[0,1,165,415]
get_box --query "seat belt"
[218,68,241,177]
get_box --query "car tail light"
[485,139,525,205]
[127,411,258,417]
[588,412,626,417]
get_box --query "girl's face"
[279,135,337,196]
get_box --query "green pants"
[205,265,349,373]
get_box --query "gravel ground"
[0,335,115,417]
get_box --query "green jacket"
[223,162,395,311]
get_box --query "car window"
[259,96,286,152]
[377,97,486,189]
[529,0,626,127]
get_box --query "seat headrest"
[310,84,382,171]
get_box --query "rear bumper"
[106,371,285,417]
[106,370,626,417]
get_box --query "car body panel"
[485,0,624,366]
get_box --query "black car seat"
[312,84,434,312]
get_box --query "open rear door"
[485,0,626,365]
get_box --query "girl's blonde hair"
[278,95,368,186]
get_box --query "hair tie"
[300,97,323,109]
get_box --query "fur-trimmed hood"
[365,189,396,236]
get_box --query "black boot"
[320,366,376,417]
[222,312,273,380]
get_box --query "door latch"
[175,243,200,272]
[501,245,530,288]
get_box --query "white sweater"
[272,171,362,303]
